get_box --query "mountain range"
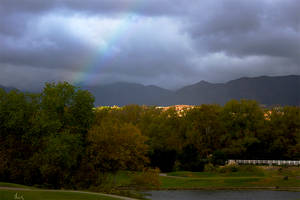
[82,75,300,106]
[1,75,299,106]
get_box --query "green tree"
[0,89,39,183]
[268,106,300,159]
[221,100,265,159]
[40,82,94,136]
[185,105,224,158]
[32,131,83,188]
[87,119,149,177]
[0,82,94,187]
[146,108,185,172]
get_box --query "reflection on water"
[146,190,300,200]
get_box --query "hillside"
[82,82,173,106]
[1,75,299,106]
[86,75,300,106]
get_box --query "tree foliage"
[87,119,149,173]
[1,83,300,188]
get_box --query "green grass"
[108,171,133,187]
[0,174,144,200]
[0,182,33,188]
[159,176,262,189]
[160,166,300,189]
[167,171,265,178]
[0,189,122,200]
[111,166,300,190]
[159,175,300,189]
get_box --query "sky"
[0,0,300,90]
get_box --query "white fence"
[228,159,300,166]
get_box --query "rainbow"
[72,0,143,86]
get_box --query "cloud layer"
[0,0,299,90]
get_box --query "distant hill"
[174,75,300,106]
[82,82,173,106]
[0,85,17,92]
[85,75,300,106]
[2,75,300,106]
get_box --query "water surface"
[146,190,300,200]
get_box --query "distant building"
[157,105,195,111]
[228,159,300,166]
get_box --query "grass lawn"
[160,166,300,189]
[0,182,33,188]
[167,170,265,178]
[111,166,300,190]
[159,175,300,189]
[0,189,124,200]
[160,176,262,189]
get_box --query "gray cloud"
[186,0,300,60]
[0,19,95,70]
[0,0,187,17]
[0,0,299,90]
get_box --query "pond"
[145,190,300,200]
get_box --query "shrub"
[218,164,263,174]
[218,164,238,173]
[131,168,161,189]
[204,163,216,172]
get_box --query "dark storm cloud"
[0,19,95,70]
[0,0,186,16]
[0,0,299,90]
[186,0,300,60]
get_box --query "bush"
[218,164,262,174]
[239,165,261,173]
[204,163,216,172]
[218,164,238,173]
[177,145,206,172]
[131,168,161,189]
[211,150,227,165]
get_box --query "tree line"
[0,82,299,188]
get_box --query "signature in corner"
[14,192,24,200]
